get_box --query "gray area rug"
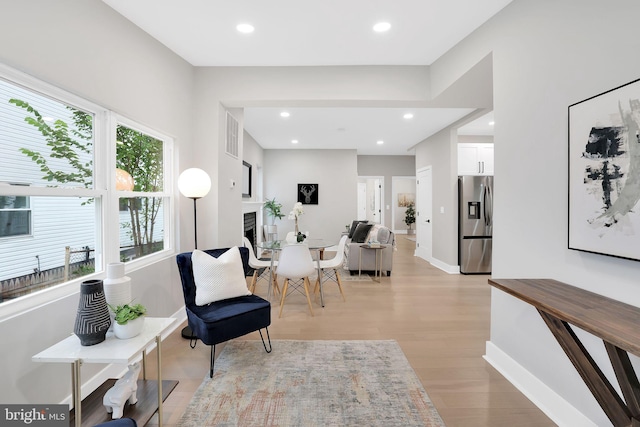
[178,340,445,427]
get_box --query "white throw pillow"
[192,247,251,306]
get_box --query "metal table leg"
[267,250,275,302]
[72,359,81,427]
[315,249,325,307]
[142,349,147,379]
[156,335,163,427]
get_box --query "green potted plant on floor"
[404,202,416,235]
[109,302,147,339]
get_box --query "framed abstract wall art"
[568,78,640,261]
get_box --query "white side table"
[32,317,176,427]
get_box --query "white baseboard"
[484,341,597,427]
[429,257,460,274]
[59,308,186,407]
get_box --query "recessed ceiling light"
[280,111,290,118]
[291,139,299,144]
[489,121,495,125]
[236,23,255,34]
[403,113,414,119]
[377,140,384,145]
[373,22,391,33]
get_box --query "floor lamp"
[178,167,211,339]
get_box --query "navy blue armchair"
[176,247,272,378]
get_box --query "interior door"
[357,183,367,220]
[357,177,384,224]
[416,167,432,261]
[373,179,381,223]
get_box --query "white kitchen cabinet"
[458,143,494,175]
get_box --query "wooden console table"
[489,279,640,427]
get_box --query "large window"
[116,123,168,261]
[0,67,174,305]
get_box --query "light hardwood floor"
[147,236,555,426]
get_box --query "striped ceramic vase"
[74,279,111,346]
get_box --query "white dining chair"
[314,235,347,302]
[242,237,280,297]
[276,243,316,317]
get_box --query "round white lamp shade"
[115,168,134,191]
[178,168,211,199]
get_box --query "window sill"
[0,248,176,323]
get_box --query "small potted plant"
[109,302,147,339]
[404,202,416,235]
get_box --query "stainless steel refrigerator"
[458,175,493,274]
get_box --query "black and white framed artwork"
[297,184,318,205]
[568,77,640,261]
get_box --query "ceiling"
[244,107,476,155]
[101,0,507,154]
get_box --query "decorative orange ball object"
[115,168,134,191]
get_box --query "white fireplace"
[242,202,265,254]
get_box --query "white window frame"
[0,187,32,238]
[0,64,175,322]
[111,115,175,268]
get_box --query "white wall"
[415,127,459,267]
[391,177,416,233]
[263,149,357,241]
[431,1,640,425]
[0,0,194,405]
[243,131,265,202]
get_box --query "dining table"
[257,238,335,307]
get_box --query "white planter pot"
[114,316,145,340]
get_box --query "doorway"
[391,176,416,234]
[357,176,384,224]
[415,167,432,261]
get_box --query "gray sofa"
[343,222,395,276]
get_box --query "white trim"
[0,250,176,323]
[484,341,597,427]
[428,257,460,274]
[112,114,175,259]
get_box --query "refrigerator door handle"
[483,182,493,227]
